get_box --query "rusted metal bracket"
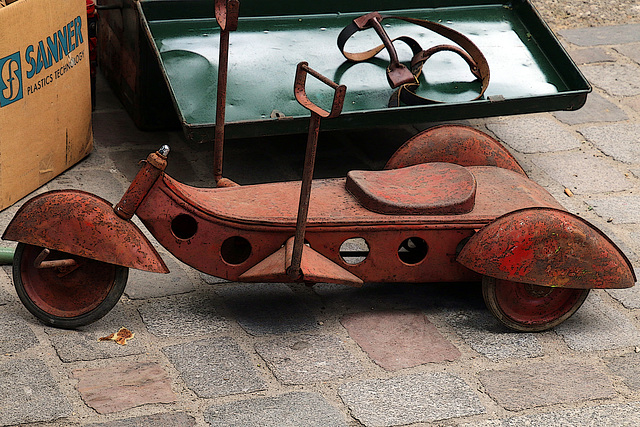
[33,248,80,277]
[33,248,77,270]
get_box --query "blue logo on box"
[0,52,23,107]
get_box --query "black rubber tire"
[13,243,128,329]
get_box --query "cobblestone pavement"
[2,20,640,427]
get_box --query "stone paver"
[204,392,348,427]
[312,281,425,312]
[615,43,640,65]
[555,293,640,351]
[339,372,485,426]
[46,169,125,206]
[530,150,632,194]
[608,276,640,308]
[125,256,198,300]
[486,115,582,153]
[0,287,12,306]
[215,283,318,335]
[138,291,229,337]
[463,403,640,426]
[86,412,196,427]
[254,333,363,384]
[0,310,38,354]
[446,309,543,361]
[587,196,640,224]
[340,310,460,370]
[0,267,16,306]
[579,123,640,164]
[0,358,72,426]
[44,304,145,362]
[72,361,176,414]
[554,92,628,125]
[478,360,616,411]
[559,24,640,46]
[566,47,615,65]
[605,352,640,390]
[581,63,640,97]
[163,336,266,397]
[622,94,640,113]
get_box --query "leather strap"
[337,12,490,106]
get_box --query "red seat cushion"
[345,163,476,215]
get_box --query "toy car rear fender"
[2,190,168,273]
[457,207,636,289]
[384,124,527,176]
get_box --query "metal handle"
[294,62,346,119]
[287,63,346,280]
[215,0,240,32]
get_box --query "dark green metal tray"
[138,0,590,142]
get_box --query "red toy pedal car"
[2,0,635,332]
[2,62,635,331]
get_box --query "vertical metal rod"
[288,113,322,279]
[213,28,230,183]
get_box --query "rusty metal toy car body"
[2,1,636,332]
[3,66,635,331]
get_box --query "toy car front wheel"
[13,243,128,328]
[482,276,589,332]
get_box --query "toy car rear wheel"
[13,243,128,329]
[482,276,589,332]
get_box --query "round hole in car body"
[171,214,198,240]
[397,237,428,265]
[339,237,370,265]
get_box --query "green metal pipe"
[0,247,15,265]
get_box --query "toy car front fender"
[457,207,636,289]
[2,190,168,273]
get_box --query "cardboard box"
[0,0,93,211]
